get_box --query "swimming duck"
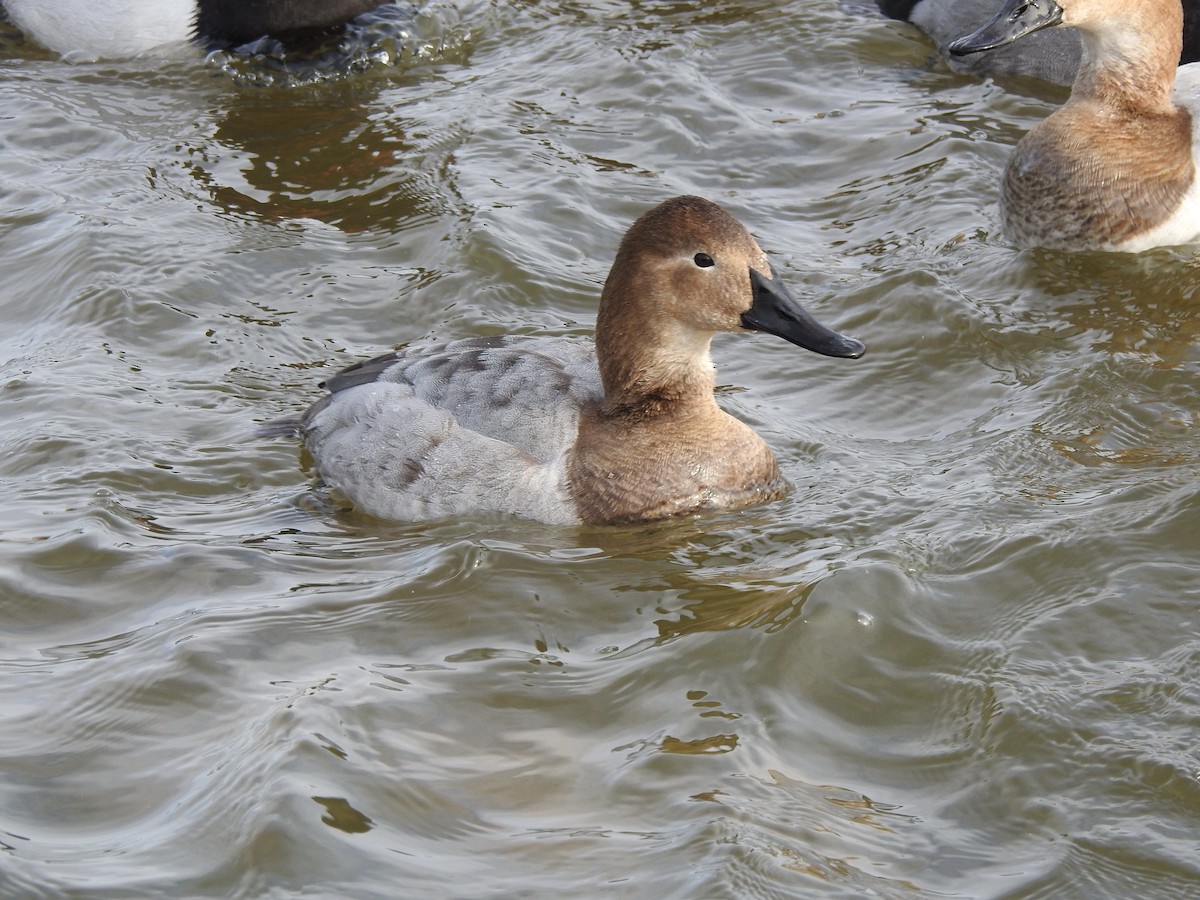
[284,196,865,526]
[877,0,1200,85]
[1,0,387,59]
[948,0,1200,252]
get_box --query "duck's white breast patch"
[5,0,197,59]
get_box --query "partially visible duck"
[948,0,1200,252]
[282,196,866,526]
[877,0,1200,85]
[1,0,388,60]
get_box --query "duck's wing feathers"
[299,336,602,523]
[312,334,603,462]
[302,375,581,524]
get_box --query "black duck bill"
[948,0,1065,56]
[742,268,865,359]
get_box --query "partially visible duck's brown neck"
[593,281,719,419]
[1072,11,1183,114]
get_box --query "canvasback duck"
[877,0,1200,85]
[285,196,865,526]
[948,0,1200,252]
[1,0,387,59]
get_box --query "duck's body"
[950,0,1200,252]
[879,0,1200,85]
[2,0,387,59]
[288,196,865,526]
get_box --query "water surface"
[1,1,1198,897]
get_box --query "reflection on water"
[192,95,434,230]
[0,0,1198,897]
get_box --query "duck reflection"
[578,516,831,652]
[192,95,432,232]
[1017,250,1200,363]
[1002,251,1200,471]
[183,6,463,233]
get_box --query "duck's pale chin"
[742,268,866,360]
[948,0,1066,56]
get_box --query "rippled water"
[1,1,1198,897]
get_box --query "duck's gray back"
[301,335,602,523]
[321,335,602,458]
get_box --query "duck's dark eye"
[694,252,715,268]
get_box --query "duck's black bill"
[742,268,865,359]
[948,0,1064,56]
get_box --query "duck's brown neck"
[593,286,719,419]
[1072,14,1182,114]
